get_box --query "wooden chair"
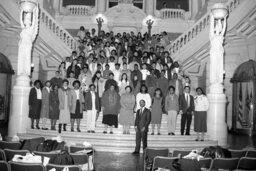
[237,157,256,170]
[70,153,89,171]
[198,158,212,169]
[0,160,11,171]
[0,141,21,150]
[229,149,247,158]
[46,164,81,171]
[4,149,29,162]
[152,156,179,170]
[246,150,256,158]
[0,149,6,161]
[209,158,239,170]
[9,161,45,171]
[144,148,169,171]
[172,150,191,157]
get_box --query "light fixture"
[19,0,38,12]
[211,3,228,19]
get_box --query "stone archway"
[104,4,147,34]
[0,53,14,123]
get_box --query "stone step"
[18,131,217,153]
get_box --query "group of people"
[28,28,209,153]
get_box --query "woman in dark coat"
[49,84,60,130]
[29,80,42,129]
[101,84,120,134]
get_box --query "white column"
[8,2,39,138]
[146,0,154,15]
[96,0,106,13]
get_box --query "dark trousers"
[181,114,192,135]
[135,129,148,152]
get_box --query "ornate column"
[96,0,106,13]
[207,3,228,146]
[146,0,154,15]
[8,0,39,138]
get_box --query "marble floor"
[93,133,256,171]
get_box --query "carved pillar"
[207,3,228,146]
[146,0,154,16]
[8,0,39,138]
[96,0,106,13]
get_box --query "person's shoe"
[91,130,95,133]
[181,133,184,135]
[195,138,199,141]
[185,133,190,135]
[151,132,154,135]
[157,133,161,135]
[42,128,48,130]
[171,133,175,135]
[31,125,34,129]
[168,133,171,135]
[110,131,113,134]
[36,125,40,129]
[103,131,107,134]
[132,151,139,156]
[63,124,67,131]
[71,127,74,132]
[200,139,204,141]
[77,128,81,132]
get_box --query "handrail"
[160,8,185,20]
[66,5,96,16]
[168,0,240,58]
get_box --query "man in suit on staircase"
[132,100,151,155]
[179,86,195,135]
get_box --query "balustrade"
[66,5,95,16]
[168,0,240,57]
[160,8,185,20]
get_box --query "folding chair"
[0,160,10,171]
[9,161,45,171]
[33,151,58,164]
[70,153,90,171]
[246,150,256,158]
[4,149,29,162]
[172,150,191,157]
[0,149,6,161]
[229,149,247,158]
[46,163,81,171]
[237,157,256,170]
[144,148,169,171]
[69,145,94,162]
[0,141,21,150]
[209,158,239,170]
[152,156,179,170]
[198,158,212,169]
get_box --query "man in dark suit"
[179,86,195,135]
[132,100,151,155]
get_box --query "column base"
[207,90,228,146]
[8,75,31,138]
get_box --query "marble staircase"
[18,113,218,153]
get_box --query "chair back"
[210,158,239,170]
[0,141,21,150]
[4,149,29,162]
[70,153,89,171]
[33,151,58,164]
[229,149,247,158]
[246,150,256,158]
[237,157,256,170]
[152,156,179,170]
[144,148,169,171]
[198,158,212,169]
[46,163,81,171]
[9,161,45,171]
[0,149,6,161]
[172,150,191,157]
[0,160,10,171]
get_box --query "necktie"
[140,108,143,116]
[187,94,190,107]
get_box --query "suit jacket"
[179,94,195,114]
[70,89,84,113]
[84,91,100,111]
[135,108,151,132]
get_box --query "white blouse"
[75,89,80,100]
[194,95,209,111]
[36,88,42,100]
